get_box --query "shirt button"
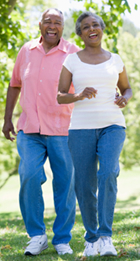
[39,93,41,95]
[42,67,44,69]
[40,80,42,82]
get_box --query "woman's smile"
[89,33,98,39]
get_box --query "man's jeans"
[68,125,126,243]
[17,131,75,245]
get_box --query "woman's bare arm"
[57,66,97,104]
[115,66,132,108]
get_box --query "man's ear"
[39,22,41,30]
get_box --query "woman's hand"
[114,95,128,108]
[116,66,132,107]
[79,87,97,100]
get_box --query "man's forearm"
[4,85,21,121]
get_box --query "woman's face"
[80,16,103,47]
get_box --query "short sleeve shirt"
[63,52,126,129]
[10,37,80,135]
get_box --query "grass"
[116,166,140,210]
[1,164,140,213]
[0,160,54,214]
[1,211,140,260]
[1,165,140,260]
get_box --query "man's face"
[39,10,64,46]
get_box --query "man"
[2,8,79,256]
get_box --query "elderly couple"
[3,7,132,257]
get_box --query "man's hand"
[2,120,17,141]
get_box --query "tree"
[0,0,57,188]
[0,0,139,188]
[122,19,140,37]
[117,31,140,168]
[71,0,138,52]
[69,0,140,168]
[63,13,75,40]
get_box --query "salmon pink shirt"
[10,37,79,135]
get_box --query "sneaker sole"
[56,249,73,255]
[83,253,98,257]
[57,252,73,255]
[24,244,48,255]
[100,251,117,256]
[83,250,98,257]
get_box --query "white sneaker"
[83,241,98,257]
[54,243,73,255]
[98,236,117,256]
[24,234,48,255]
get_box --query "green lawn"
[0,163,140,213]
[0,164,140,260]
[116,166,140,210]
[1,210,140,260]
[0,160,54,214]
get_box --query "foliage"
[117,32,140,168]
[69,0,140,169]
[1,210,140,260]
[0,0,58,186]
[71,0,136,52]
[0,0,139,187]
[0,3,29,187]
[0,0,25,55]
[63,13,75,40]
[123,19,140,37]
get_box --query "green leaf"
[134,4,138,10]
[112,0,122,6]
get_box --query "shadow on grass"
[0,212,62,260]
[1,211,140,260]
[1,210,140,232]
[116,195,140,210]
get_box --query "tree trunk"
[7,0,17,15]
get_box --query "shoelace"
[85,242,94,249]
[100,237,111,247]
[27,236,41,245]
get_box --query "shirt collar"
[29,36,67,53]
[57,37,68,53]
[29,37,41,49]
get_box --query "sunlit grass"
[1,166,140,260]
[1,166,140,213]
[1,211,140,260]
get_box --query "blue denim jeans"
[68,125,126,243]
[17,131,75,245]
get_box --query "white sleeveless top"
[63,52,126,129]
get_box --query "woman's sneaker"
[83,241,98,256]
[98,236,117,256]
[24,234,48,255]
[54,243,73,255]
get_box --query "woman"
[57,12,132,257]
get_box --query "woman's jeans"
[17,131,75,245]
[68,125,126,243]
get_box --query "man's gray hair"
[41,8,64,25]
[76,11,105,36]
